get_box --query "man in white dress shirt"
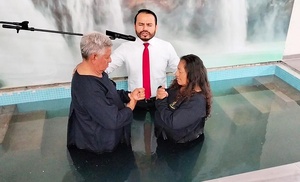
[106,8,179,156]
[106,8,179,110]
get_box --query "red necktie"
[143,43,151,99]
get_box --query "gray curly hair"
[80,32,112,60]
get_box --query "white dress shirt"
[106,37,179,98]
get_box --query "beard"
[136,30,156,42]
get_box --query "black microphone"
[106,30,136,41]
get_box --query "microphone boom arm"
[0,21,136,41]
[1,21,83,36]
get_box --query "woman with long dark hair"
[154,54,212,144]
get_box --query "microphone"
[106,30,136,41]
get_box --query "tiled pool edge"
[1,63,300,107]
[275,64,300,91]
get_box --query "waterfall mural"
[0,0,294,88]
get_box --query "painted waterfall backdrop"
[0,0,294,88]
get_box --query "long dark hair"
[169,54,212,118]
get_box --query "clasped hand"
[130,88,145,101]
[156,86,168,100]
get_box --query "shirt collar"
[136,37,156,45]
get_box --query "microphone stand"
[0,20,136,41]
[0,21,83,36]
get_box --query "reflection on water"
[131,109,157,155]
[1,75,300,181]
[66,144,135,182]
[155,135,205,182]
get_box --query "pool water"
[1,74,300,182]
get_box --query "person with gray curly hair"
[67,32,145,154]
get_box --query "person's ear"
[89,53,97,64]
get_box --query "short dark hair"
[134,9,157,25]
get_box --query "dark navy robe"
[155,88,206,143]
[67,71,132,153]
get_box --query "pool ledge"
[1,61,300,106]
[204,162,300,182]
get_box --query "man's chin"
[139,37,152,42]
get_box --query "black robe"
[67,71,132,153]
[155,88,206,143]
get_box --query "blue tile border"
[275,66,300,91]
[208,65,276,81]
[0,87,71,106]
[1,64,300,107]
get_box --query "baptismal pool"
[1,62,300,182]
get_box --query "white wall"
[284,0,300,57]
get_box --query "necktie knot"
[143,43,149,48]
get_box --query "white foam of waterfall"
[66,0,95,34]
[0,0,128,88]
[65,0,125,34]
[0,0,76,88]
[219,0,248,51]
[0,0,292,88]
